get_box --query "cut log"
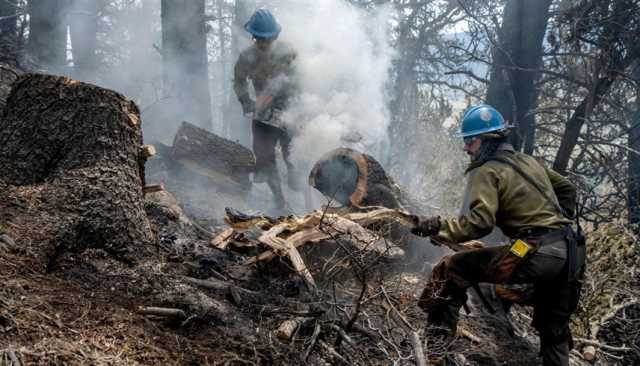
[309,147,419,211]
[0,73,153,267]
[171,121,255,190]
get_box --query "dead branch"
[302,321,322,362]
[137,306,186,319]
[574,337,632,353]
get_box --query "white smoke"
[273,0,395,168]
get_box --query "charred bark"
[171,121,255,190]
[485,0,552,153]
[552,76,615,173]
[0,74,153,268]
[309,148,406,209]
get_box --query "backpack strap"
[487,156,569,219]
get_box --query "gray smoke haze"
[274,0,395,171]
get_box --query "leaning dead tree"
[0,73,153,269]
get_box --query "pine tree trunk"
[69,0,98,82]
[161,0,212,131]
[0,74,153,269]
[485,0,552,153]
[0,0,17,34]
[27,0,68,72]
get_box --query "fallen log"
[171,121,255,190]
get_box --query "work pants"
[252,120,292,208]
[419,232,586,366]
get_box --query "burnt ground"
[0,67,635,366]
[0,185,582,366]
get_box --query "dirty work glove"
[410,216,441,237]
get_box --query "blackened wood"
[0,73,153,266]
[171,121,255,188]
[308,147,401,208]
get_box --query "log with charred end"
[0,73,153,265]
[141,144,156,158]
[137,306,187,319]
[171,121,255,189]
[309,147,402,209]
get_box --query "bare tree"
[0,0,18,35]
[68,0,100,82]
[552,0,640,173]
[485,0,553,154]
[27,0,68,72]
[161,0,212,129]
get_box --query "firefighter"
[411,105,586,366]
[233,9,299,211]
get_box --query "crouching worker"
[411,105,586,366]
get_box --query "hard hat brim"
[454,124,512,138]
[245,23,282,38]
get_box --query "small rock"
[583,345,596,361]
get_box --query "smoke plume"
[273,0,395,170]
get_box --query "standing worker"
[410,105,586,366]
[233,9,299,212]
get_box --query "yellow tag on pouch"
[510,239,531,258]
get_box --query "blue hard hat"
[456,105,509,138]
[245,9,281,39]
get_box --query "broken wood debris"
[141,144,156,158]
[215,207,410,290]
[143,183,164,195]
[137,306,186,319]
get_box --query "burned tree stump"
[171,121,255,191]
[309,148,408,209]
[0,73,153,268]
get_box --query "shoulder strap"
[488,156,569,218]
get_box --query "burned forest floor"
[0,69,638,366]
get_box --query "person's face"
[463,136,482,159]
[254,37,276,52]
